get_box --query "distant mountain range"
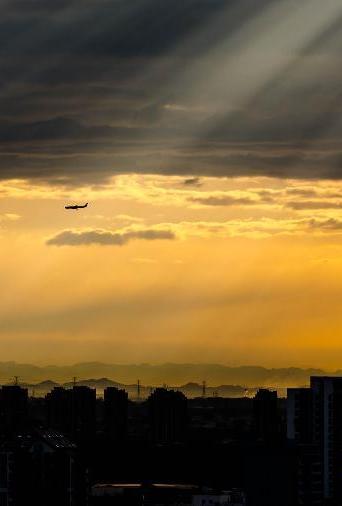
[0,361,336,392]
[12,378,257,399]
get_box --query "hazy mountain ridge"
[0,361,329,388]
[6,377,257,399]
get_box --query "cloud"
[46,217,342,246]
[308,218,342,231]
[286,188,320,198]
[189,195,257,206]
[46,228,176,246]
[115,214,144,223]
[287,200,342,210]
[3,213,21,221]
[183,177,202,187]
[0,213,21,222]
[1,0,342,183]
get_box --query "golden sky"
[1,174,342,368]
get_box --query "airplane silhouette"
[65,203,88,210]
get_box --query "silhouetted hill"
[63,377,124,389]
[3,377,258,399]
[179,382,253,397]
[0,361,329,389]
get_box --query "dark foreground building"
[253,389,278,442]
[148,388,188,444]
[1,380,337,505]
[287,376,342,505]
[104,387,128,442]
[90,483,246,506]
[47,385,96,441]
[0,430,84,506]
[0,386,28,434]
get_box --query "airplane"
[65,203,88,210]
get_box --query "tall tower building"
[0,430,78,506]
[253,389,278,442]
[310,376,342,503]
[71,386,96,441]
[287,377,342,505]
[103,387,128,442]
[1,386,28,434]
[287,388,312,443]
[287,387,322,506]
[147,388,187,444]
[46,386,96,442]
[46,387,72,434]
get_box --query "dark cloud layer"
[1,0,342,184]
[46,228,176,246]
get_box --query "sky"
[1,0,342,368]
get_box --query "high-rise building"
[147,388,187,444]
[310,376,342,504]
[71,386,96,441]
[253,389,278,442]
[103,387,128,442]
[0,430,78,506]
[147,388,187,443]
[46,387,72,434]
[286,377,342,505]
[46,386,96,441]
[287,388,312,443]
[0,386,28,434]
[287,387,322,506]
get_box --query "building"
[286,377,342,505]
[0,430,78,506]
[253,389,278,442]
[0,385,28,434]
[287,387,323,506]
[311,376,342,504]
[192,489,246,506]
[148,388,187,444]
[287,388,312,443]
[46,387,72,434]
[91,483,196,506]
[71,386,96,441]
[292,443,322,506]
[46,386,96,441]
[104,387,128,442]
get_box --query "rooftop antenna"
[14,376,19,386]
[137,379,141,400]
[72,376,77,387]
[202,380,206,398]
